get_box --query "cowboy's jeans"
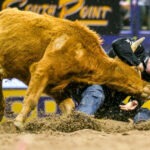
[134,108,150,123]
[76,85,105,115]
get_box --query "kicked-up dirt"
[0,112,150,150]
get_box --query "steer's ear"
[131,66,142,78]
[131,37,145,52]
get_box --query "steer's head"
[109,37,150,99]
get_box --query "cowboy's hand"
[119,100,138,111]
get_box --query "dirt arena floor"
[0,112,150,150]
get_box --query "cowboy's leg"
[76,85,105,115]
[134,100,150,123]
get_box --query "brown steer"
[0,8,150,129]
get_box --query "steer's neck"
[88,57,144,95]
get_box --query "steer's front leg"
[14,62,49,129]
[0,79,5,121]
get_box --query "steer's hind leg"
[0,79,5,121]
[59,98,75,115]
[14,62,49,129]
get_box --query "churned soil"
[0,112,150,150]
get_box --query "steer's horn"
[131,37,145,52]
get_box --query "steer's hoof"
[14,120,24,131]
[0,112,4,121]
[0,99,5,122]
[0,108,4,122]
[0,114,4,122]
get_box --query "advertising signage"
[0,0,121,35]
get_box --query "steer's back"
[0,8,53,80]
[0,8,105,82]
[0,8,56,63]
